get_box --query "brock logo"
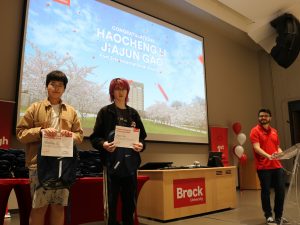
[176,186,203,199]
[173,178,206,208]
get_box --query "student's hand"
[61,130,73,137]
[133,142,143,152]
[103,141,116,152]
[41,128,58,137]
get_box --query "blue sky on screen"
[25,0,206,108]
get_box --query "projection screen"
[17,0,209,144]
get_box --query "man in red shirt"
[250,109,287,225]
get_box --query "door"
[288,100,300,145]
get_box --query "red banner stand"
[0,100,15,218]
[0,100,15,150]
[209,126,229,166]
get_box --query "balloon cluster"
[232,122,247,164]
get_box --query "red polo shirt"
[249,124,282,170]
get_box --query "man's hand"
[271,152,281,159]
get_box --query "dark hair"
[46,70,68,89]
[109,78,130,103]
[258,108,272,117]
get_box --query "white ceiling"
[185,0,300,53]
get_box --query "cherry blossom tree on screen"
[21,42,109,117]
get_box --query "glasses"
[259,115,270,118]
[49,82,64,89]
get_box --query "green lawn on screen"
[80,117,203,137]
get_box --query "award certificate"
[41,132,73,157]
[114,126,140,148]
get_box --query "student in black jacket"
[90,78,147,225]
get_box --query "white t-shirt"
[50,104,61,131]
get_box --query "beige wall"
[1,0,299,168]
[271,58,300,148]
[0,1,24,101]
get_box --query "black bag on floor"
[37,146,78,190]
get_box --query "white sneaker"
[4,212,11,218]
[275,217,290,224]
[266,217,277,225]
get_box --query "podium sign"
[0,100,15,149]
[173,178,206,208]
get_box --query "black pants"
[257,168,285,219]
[104,170,137,225]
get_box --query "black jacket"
[90,103,147,173]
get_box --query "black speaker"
[270,13,300,68]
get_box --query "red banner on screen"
[210,127,229,166]
[0,100,15,149]
[173,178,206,208]
[53,0,70,6]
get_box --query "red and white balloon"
[232,122,247,164]
[232,122,242,135]
[237,133,246,145]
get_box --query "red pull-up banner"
[0,100,15,149]
[209,126,229,166]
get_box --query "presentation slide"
[18,0,208,143]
